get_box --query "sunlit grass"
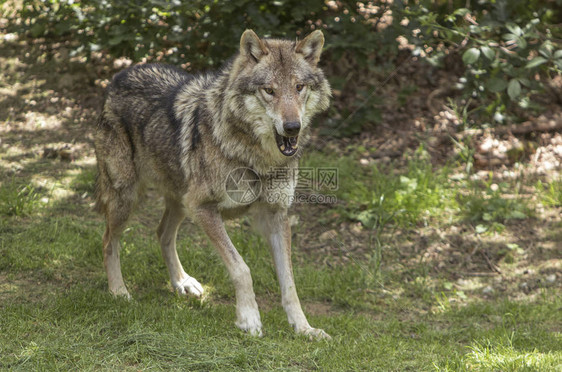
[0,179,40,217]
[1,150,560,370]
[536,178,562,208]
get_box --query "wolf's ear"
[240,30,268,62]
[296,30,325,66]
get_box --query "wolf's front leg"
[253,208,331,340]
[196,206,262,336]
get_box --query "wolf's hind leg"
[102,196,134,299]
[95,118,138,299]
[157,199,204,297]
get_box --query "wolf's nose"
[283,121,301,136]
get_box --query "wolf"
[94,29,331,339]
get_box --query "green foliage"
[8,0,562,134]
[13,0,397,134]
[14,0,395,69]
[0,180,40,217]
[459,175,531,225]
[402,0,562,123]
[326,147,457,228]
[536,178,562,207]
[304,148,536,236]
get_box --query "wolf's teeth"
[280,145,285,151]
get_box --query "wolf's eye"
[264,88,274,95]
[296,84,304,92]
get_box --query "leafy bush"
[12,0,398,134]
[14,0,396,68]
[401,0,562,124]
[8,0,562,131]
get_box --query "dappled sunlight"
[197,284,215,304]
[74,154,97,167]
[22,111,62,131]
[462,342,560,371]
[48,187,74,202]
[24,163,95,204]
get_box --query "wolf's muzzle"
[283,121,301,136]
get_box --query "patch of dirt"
[0,274,64,305]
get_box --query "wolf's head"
[227,30,331,158]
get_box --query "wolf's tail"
[92,110,138,217]
[93,113,108,215]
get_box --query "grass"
[2,278,559,370]
[1,149,561,371]
[536,178,562,208]
[460,174,532,224]
[301,146,459,228]
[0,178,41,217]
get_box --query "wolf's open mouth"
[274,132,299,156]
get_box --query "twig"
[480,249,502,274]
[462,272,498,277]
[442,113,562,140]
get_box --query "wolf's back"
[102,64,193,131]
[110,64,192,98]
[94,64,197,214]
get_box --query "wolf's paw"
[173,276,204,298]
[109,285,131,300]
[236,309,263,337]
[297,327,332,341]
